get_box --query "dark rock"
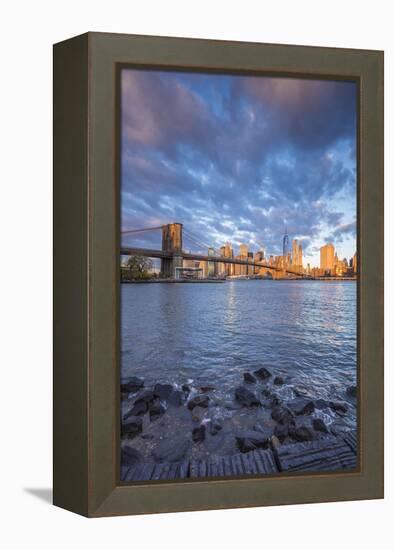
[346,385,357,398]
[140,433,155,440]
[134,389,155,404]
[192,424,206,443]
[149,403,166,421]
[167,390,183,407]
[121,445,142,466]
[244,372,257,383]
[315,398,329,409]
[191,405,208,422]
[288,397,315,416]
[120,376,144,394]
[254,367,272,380]
[329,401,349,414]
[274,423,289,442]
[273,376,284,386]
[236,430,269,452]
[313,418,329,433]
[125,400,148,418]
[121,416,143,438]
[270,394,282,407]
[261,388,272,398]
[152,437,190,463]
[153,383,173,400]
[182,384,191,396]
[200,386,215,393]
[235,386,261,407]
[293,386,313,398]
[289,426,315,442]
[187,394,210,410]
[271,406,294,425]
[210,422,223,436]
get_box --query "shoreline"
[121,277,357,284]
[120,369,357,481]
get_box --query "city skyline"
[121,69,357,268]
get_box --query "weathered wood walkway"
[121,431,357,482]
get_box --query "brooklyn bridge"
[121,223,311,279]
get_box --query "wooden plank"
[159,463,172,479]
[223,456,233,477]
[217,458,225,477]
[199,460,207,478]
[276,439,357,473]
[151,463,166,480]
[254,449,278,474]
[178,461,189,479]
[120,465,131,481]
[189,461,199,478]
[233,454,244,476]
[343,431,357,453]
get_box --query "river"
[121,280,357,461]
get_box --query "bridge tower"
[161,223,183,277]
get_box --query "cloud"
[121,69,357,264]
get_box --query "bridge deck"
[121,431,357,482]
[120,246,310,277]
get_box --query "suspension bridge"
[120,223,310,279]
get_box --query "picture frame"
[53,32,383,517]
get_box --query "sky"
[120,68,357,267]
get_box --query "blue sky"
[121,69,357,267]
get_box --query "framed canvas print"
[53,32,384,517]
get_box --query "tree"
[125,255,154,280]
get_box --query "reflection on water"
[121,280,357,435]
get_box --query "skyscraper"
[283,229,289,257]
[320,243,335,271]
[291,239,303,270]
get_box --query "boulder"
[125,400,148,418]
[153,383,173,400]
[121,376,144,394]
[235,386,261,407]
[346,385,357,398]
[315,398,329,409]
[254,367,272,380]
[167,390,183,407]
[200,386,215,393]
[187,394,210,410]
[288,397,315,416]
[313,418,329,434]
[273,376,284,386]
[274,423,289,442]
[149,403,166,421]
[329,401,349,414]
[244,372,257,383]
[121,446,142,466]
[210,422,223,436]
[121,416,143,438]
[152,437,190,463]
[293,386,313,398]
[289,426,315,442]
[192,424,206,443]
[134,389,155,405]
[191,405,208,422]
[236,430,269,453]
[271,406,294,425]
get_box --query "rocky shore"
[120,368,357,481]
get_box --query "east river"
[121,280,357,461]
